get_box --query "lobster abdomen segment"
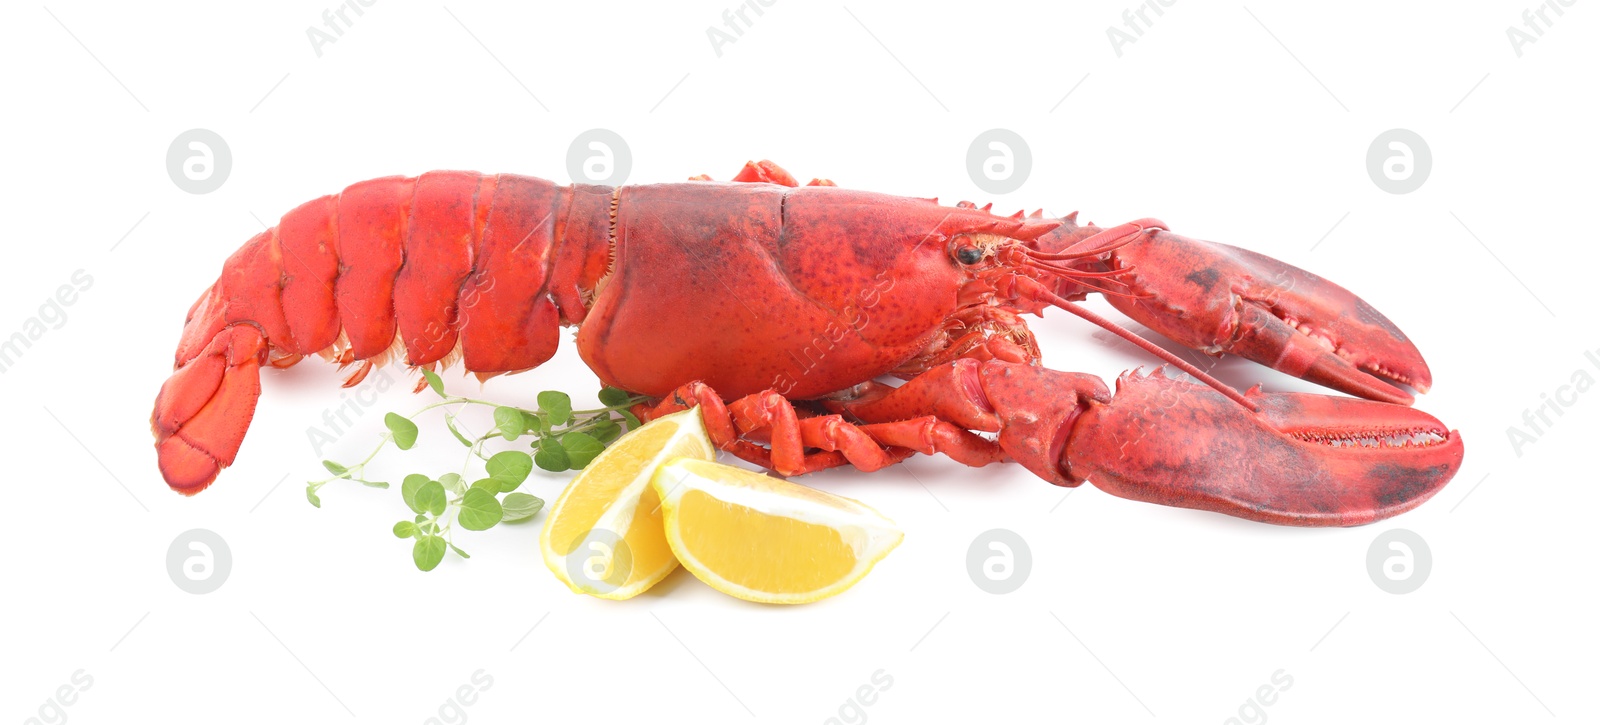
[393,172,479,367]
[335,176,412,360]
[277,194,341,355]
[456,174,566,373]
[155,172,603,494]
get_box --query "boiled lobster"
[151,161,1463,526]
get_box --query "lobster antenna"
[1024,231,1145,261]
[1019,260,1151,300]
[1023,281,1259,412]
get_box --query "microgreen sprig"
[307,368,648,571]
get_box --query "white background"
[3,2,1596,723]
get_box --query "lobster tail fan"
[151,325,267,495]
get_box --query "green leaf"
[494,407,526,441]
[422,368,445,397]
[561,431,605,469]
[619,408,642,430]
[469,478,500,495]
[392,520,416,538]
[599,386,632,408]
[306,485,322,508]
[322,460,348,476]
[590,418,622,444]
[501,492,544,523]
[534,437,570,472]
[486,450,533,491]
[360,479,390,489]
[445,415,473,447]
[402,474,431,514]
[413,535,446,571]
[385,412,419,450]
[447,540,471,559]
[439,472,466,495]
[538,391,573,426]
[457,488,504,531]
[417,480,448,517]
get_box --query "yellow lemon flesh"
[652,458,904,604]
[539,408,713,600]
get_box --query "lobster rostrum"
[152,160,1464,526]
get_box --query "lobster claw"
[1098,226,1431,405]
[1062,370,1463,526]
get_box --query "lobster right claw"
[1100,227,1432,405]
[1062,371,1464,526]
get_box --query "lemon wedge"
[652,458,904,604]
[539,408,713,599]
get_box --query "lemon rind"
[653,459,904,605]
[538,409,712,601]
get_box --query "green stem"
[569,400,646,415]
[311,387,643,507]
[556,418,609,436]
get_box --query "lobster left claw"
[1057,370,1464,526]
[843,360,1463,526]
[1049,222,1432,405]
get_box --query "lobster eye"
[956,246,983,265]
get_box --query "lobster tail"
[152,324,266,494]
[153,172,609,494]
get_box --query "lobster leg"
[1033,220,1432,405]
[691,159,835,188]
[640,382,842,473]
[638,382,998,476]
[834,359,1463,526]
